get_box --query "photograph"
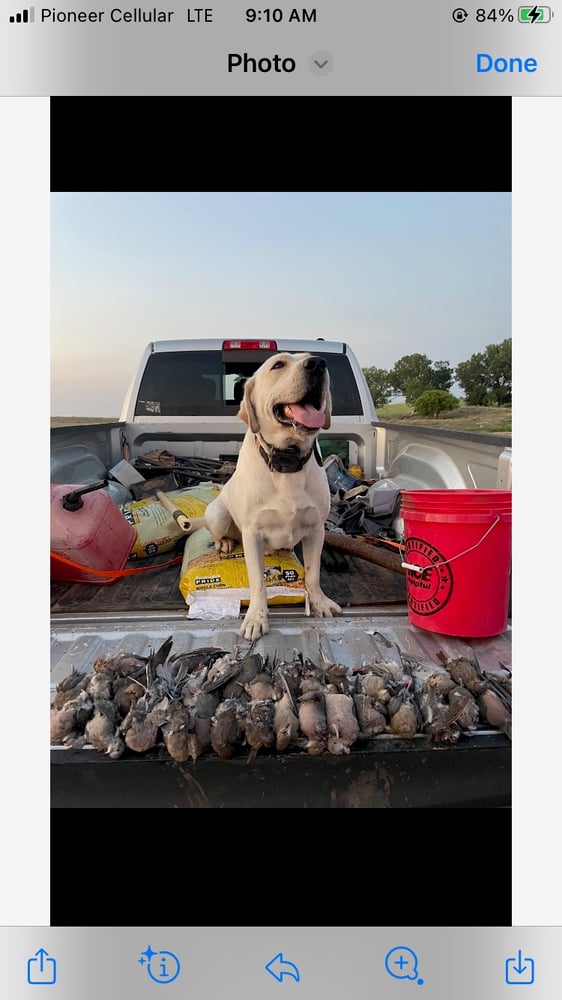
[50,189,512,809]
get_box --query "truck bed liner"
[50,551,408,615]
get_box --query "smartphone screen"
[2,3,560,992]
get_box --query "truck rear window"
[134,350,363,417]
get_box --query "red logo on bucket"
[404,537,453,616]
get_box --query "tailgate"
[51,612,511,809]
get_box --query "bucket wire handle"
[400,514,501,574]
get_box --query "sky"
[50,191,511,416]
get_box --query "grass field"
[375,402,512,434]
[51,404,512,435]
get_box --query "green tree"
[486,338,512,405]
[414,390,460,418]
[391,354,454,403]
[403,377,427,406]
[455,352,489,404]
[361,366,393,408]
[430,360,454,393]
[391,353,433,396]
[455,338,511,406]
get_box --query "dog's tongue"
[284,403,325,428]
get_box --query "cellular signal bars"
[9,6,34,22]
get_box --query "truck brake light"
[222,340,278,350]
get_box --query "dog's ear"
[322,387,332,430]
[238,377,259,433]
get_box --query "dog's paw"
[240,606,269,641]
[309,593,342,618]
[215,537,237,555]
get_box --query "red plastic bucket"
[400,490,512,637]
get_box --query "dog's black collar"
[255,433,323,473]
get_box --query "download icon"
[505,949,535,985]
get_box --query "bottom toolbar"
[1,927,560,997]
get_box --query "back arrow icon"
[265,952,301,982]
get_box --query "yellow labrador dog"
[204,352,342,640]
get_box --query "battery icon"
[518,6,551,21]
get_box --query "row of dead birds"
[50,635,512,763]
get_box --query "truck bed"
[50,548,408,615]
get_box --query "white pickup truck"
[50,338,512,808]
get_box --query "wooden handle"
[155,490,205,534]
[324,531,406,575]
[155,489,179,514]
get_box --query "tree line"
[362,338,512,413]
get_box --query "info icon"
[138,946,181,985]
